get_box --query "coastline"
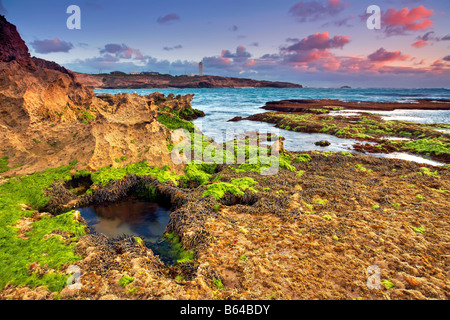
[74,72,304,90]
[0,15,449,301]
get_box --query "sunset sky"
[2,0,450,87]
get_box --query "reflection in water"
[78,196,171,244]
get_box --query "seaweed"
[0,156,10,174]
[202,177,258,200]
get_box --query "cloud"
[382,5,434,36]
[368,48,409,62]
[222,46,251,61]
[62,32,448,87]
[412,40,429,48]
[282,31,350,52]
[163,45,183,51]
[230,25,238,32]
[286,38,300,43]
[289,0,348,22]
[417,31,436,42]
[30,38,74,54]
[411,32,450,48]
[100,44,144,60]
[327,14,355,27]
[202,46,252,71]
[66,53,197,75]
[157,13,180,25]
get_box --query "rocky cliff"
[74,72,303,89]
[0,15,194,177]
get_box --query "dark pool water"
[77,196,182,264]
[78,196,171,243]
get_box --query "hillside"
[74,72,303,89]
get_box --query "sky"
[1,0,450,88]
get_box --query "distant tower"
[199,62,203,76]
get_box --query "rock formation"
[261,99,450,112]
[0,15,194,177]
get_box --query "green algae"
[202,177,258,200]
[157,112,196,132]
[418,167,438,177]
[411,225,425,234]
[202,182,244,200]
[164,232,195,264]
[381,279,395,290]
[0,156,10,174]
[294,154,312,163]
[252,111,450,162]
[0,163,87,292]
[182,162,217,186]
[403,137,450,157]
[355,164,373,173]
[118,275,134,287]
[314,198,329,205]
[90,161,180,186]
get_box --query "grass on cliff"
[0,164,87,292]
[0,156,10,174]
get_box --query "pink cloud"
[100,44,144,61]
[203,46,253,70]
[411,40,429,48]
[368,48,409,63]
[383,5,434,35]
[283,31,350,52]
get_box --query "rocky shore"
[0,15,449,301]
[241,101,450,164]
[261,99,450,112]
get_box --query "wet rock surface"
[315,140,331,147]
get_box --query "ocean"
[95,88,450,166]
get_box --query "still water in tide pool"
[77,196,170,243]
[77,196,182,264]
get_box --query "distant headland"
[73,71,303,89]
